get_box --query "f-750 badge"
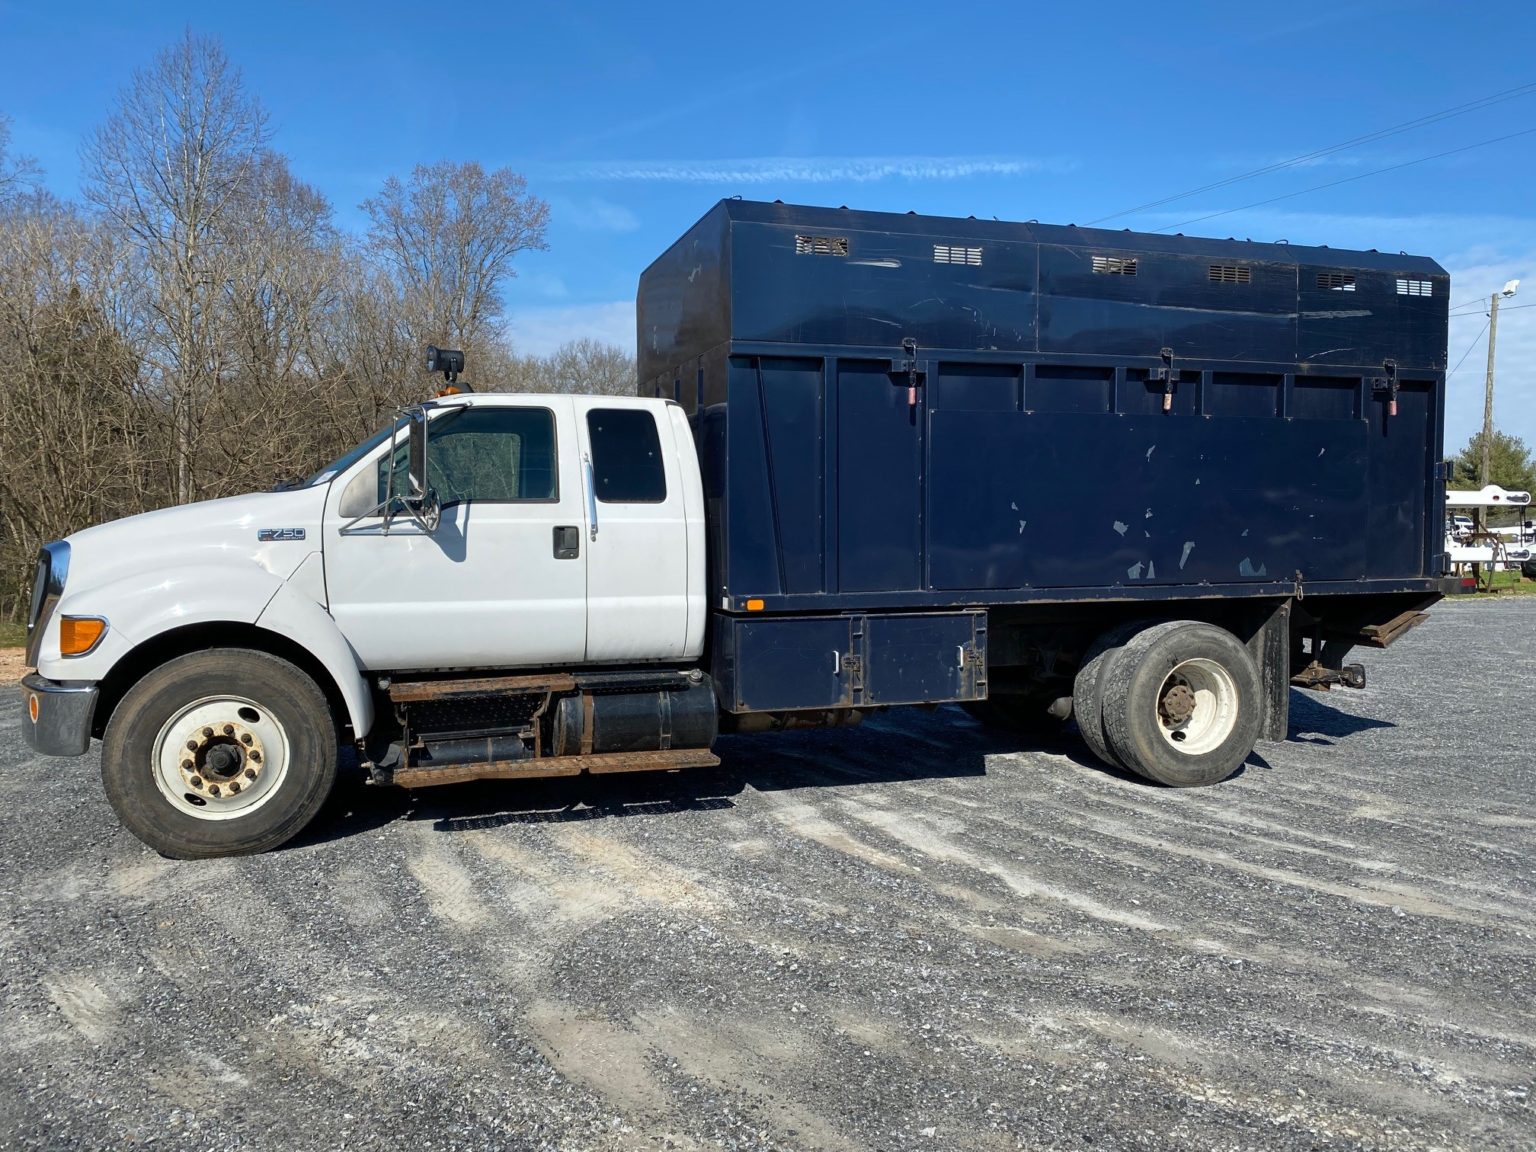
[257,528,306,542]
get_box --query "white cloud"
[518,272,571,300]
[508,301,635,358]
[546,155,1070,185]
[550,195,640,233]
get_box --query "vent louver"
[1396,278,1433,297]
[1317,272,1356,292]
[1209,264,1252,284]
[795,235,848,256]
[933,244,983,265]
[1092,256,1138,275]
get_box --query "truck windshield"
[303,423,397,487]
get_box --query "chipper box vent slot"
[795,234,848,256]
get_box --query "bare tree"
[81,31,269,503]
[1,35,629,618]
[474,339,635,396]
[0,199,152,615]
[361,162,548,356]
[542,338,636,395]
[0,114,42,206]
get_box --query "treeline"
[0,33,634,618]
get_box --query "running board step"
[388,673,577,704]
[389,748,721,789]
[387,669,702,705]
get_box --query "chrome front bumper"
[20,672,97,757]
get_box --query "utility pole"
[1479,289,1501,495]
[1477,279,1520,535]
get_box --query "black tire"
[1522,558,1536,580]
[101,648,338,858]
[960,696,1062,735]
[1099,620,1261,788]
[1071,622,1149,771]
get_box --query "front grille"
[25,541,68,667]
[28,551,49,631]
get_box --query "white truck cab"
[22,390,708,857]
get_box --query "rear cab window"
[587,409,667,503]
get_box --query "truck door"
[322,399,588,671]
[576,401,691,662]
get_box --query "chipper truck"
[21,199,1453,856]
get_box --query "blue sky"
[2,0,1534,459]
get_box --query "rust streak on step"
[392,748,720,788]
[389,673,579,703]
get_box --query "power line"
[1449,301,1536,317]
[1447,320,1491,381]
[1153,127,1536,233]
[1447,294,1491,312]
[1088,81,1536,226]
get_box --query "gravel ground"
[1,599,1533,1151]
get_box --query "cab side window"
[587,409,666,503]
[378,407,557,504]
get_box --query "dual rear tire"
[1072,620,1262,787]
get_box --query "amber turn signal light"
[59,616,107,656]
[745,598,765,612]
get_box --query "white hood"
[64,486,329,589]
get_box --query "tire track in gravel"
[964,761,1534,923]
[41,971,124,1044]
[405,836,490,929]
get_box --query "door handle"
[553,525,580,559]
[583,454,599,541]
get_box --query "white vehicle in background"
[1491,519,1535,547]
[1444,486,1533,571]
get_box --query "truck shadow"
[293,709,1119,848]
[1287,688,1396,745]
[291,696,1366,849]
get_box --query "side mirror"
[406,407,429,499]
[402,408,441,531]
[340,407,442,537]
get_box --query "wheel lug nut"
[208,784,221,797]
[186,740,198,751]
[190,776,203,788]
[228,781,241,794]
[181,760,194,771]
[244,768,257,781]
[249,751,261,763]
[240,734,252,745]
[202,727,214,738]
[222,724,234,736]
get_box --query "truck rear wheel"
[101,649,338,858]
[1071,622,1147,771]
[1099,621,1260,787]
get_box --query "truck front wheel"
[1099,621,1260,787]
[101,649,338,858]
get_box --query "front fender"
[257,579,374,737]
[39,559,374,739]
[41,563,286,680]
